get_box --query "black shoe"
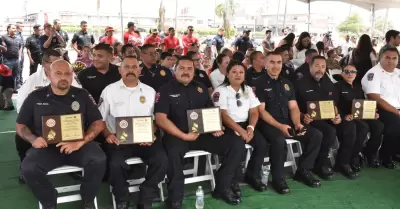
[334,164,357,179]
[382,158,396,169]
[244,176,267,192]
[271,179,290,194]
[167,201,182,209]
[365,155,380,168]
[350,164,361,173]
[18,173,25,184]
[313,166,334,180]
[42,204,57,209]
[116,202,130,209]
[137,203,152,209]
[3,105,14,111]
[294,169,321,188]
[83,200,96,209]
[231,182,242,199]
[212,189,241,205]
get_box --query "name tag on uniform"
[341,92,348,94]
[169,94,180,98]
[36,102,49,106]
[87,76,96,79]
[306,90,314,92]
[264,88,272,91]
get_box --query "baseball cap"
[127,22,135,28]
[105,26,114,32]
[150,28,158,34]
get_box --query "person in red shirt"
[162,27,180,52]
[123,22,142,46]
[100,26,118,45]
[144,28,161,47]
[182,25,199,55]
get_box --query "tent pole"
[370,3,375,37]
[275,0,281,35]
[308,0,310,32]
[120,0,123,42]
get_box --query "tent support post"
[370,3,375,37]
[307,0,310,32]
[120,0,123,42]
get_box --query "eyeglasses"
[189,29,194,32]
[343,70,357,75]
[236,93,242,107]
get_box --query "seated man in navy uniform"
[155,56,245,208]
[255,52,322,193]
[99,56,168,209]
[16,60,106,209]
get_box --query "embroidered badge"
[139,96,146,104]
[155,93,160,103]
[213,92,220,102]
[367,73,374,81]
[197,87,203,93]
[160,70,166,76]
[71,101,80,111]
[284,84,290,91]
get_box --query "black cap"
[127,22,135,28]
[160,52,173,60]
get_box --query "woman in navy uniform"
[211,60,267,198]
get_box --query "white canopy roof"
[297,0,400,11]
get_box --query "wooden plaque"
[42,114,84,144]
[352,100,377,120]
[115,116,154,144]
[307,101,336,120]
[187,107,222,134]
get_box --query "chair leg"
[158,182,165,202]
[94,197,98,209]
[206,155,216,190]
[193,156,199,177]
[213,155,220,171]
[296,142,303,156]
[39,202,43,209]
[112,191,117,209]
[287,144,297,174]
[244,148,252,169]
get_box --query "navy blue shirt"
[139,63,173,92]
[212,34,224,53]
[16,86,102,137]
[155,79,213,132]
[71,30,95,50]
[334,80,365,116]
[255,75,296,119]
[194,69,212,89]
[25,34,42,55]
[39,34,61,51]
[234,36,253,53]
[245,67,267,89]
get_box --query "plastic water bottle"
[195,186,204,209]
[261,165,270,185]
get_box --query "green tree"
[215,0,236,38]
[373,16,394,36]
[337,13,364,35]
[157,0,166,31]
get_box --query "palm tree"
[157,0,166,32]
[215,0,236,38]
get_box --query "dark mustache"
[181,74,190,77]
[126,72,136,77]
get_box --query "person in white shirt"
[211,59,267,198]
[361,47,400,169]
[292,32,318,69]
[210,53,230,89]
[15,49,81,184]
[98,56,167,209]
[341,34,354,57]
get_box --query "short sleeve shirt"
[155,79,212,132]
[210,69,225,89]
[98,80,155,133]
[212,85,260,122]
[163,36,180,51]
[144,36,161,47]
[123,31,142,46]
[25,34,42,55]
[16,86,102,137]
[71,31,95,50]
[182,35,199,55]
[361,63,400,109]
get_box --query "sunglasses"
[343,70,357,75]
[235,93,242,107]
[189,29,194,31]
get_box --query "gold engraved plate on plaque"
[362,101,376,119]
[201,108,222,133]
[60,114,84,141]
[47,130,56,141]
[319,101,335,119]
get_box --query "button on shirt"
[16,86,102,137]
[17,68,82,113]
[99,80,155,133]
[293,72,337,114]
[210,69,225,89]
[139,63,173,92]
[361,63,400,109]
[71,31,95,50]
[212,85,260,122]
[155,79,213,132]
[335,80,365,116]
[245,67,267,89]
[194,69,212,89]
[255,75,296,119]
[77,64,121,103]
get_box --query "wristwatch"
[247,125,255,131]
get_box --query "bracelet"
[247,125,255,131]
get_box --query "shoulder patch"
[98,97,104,107]
[367,73,374,81]
[213,92,220,102]
[88,94,96,105]
[155,92,161,103]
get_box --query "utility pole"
[175,0,178,29]
[282,0,288,29]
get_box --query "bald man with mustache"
[16,60,106,209]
